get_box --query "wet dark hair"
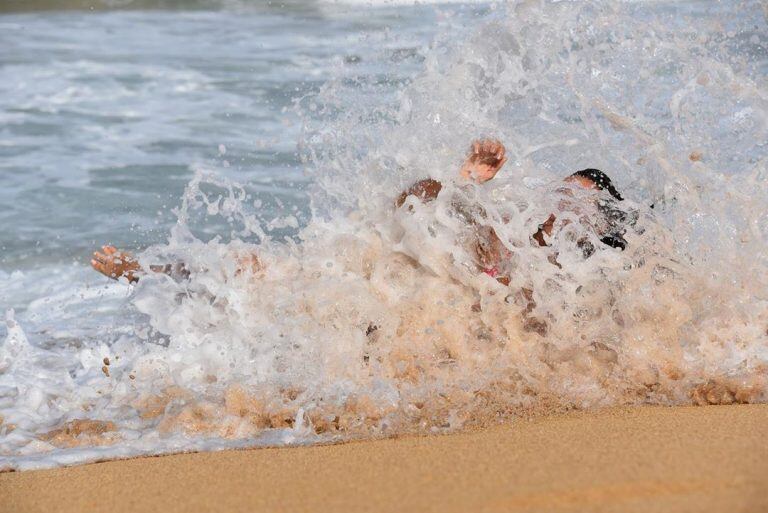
[570,169,623,201]
[599,234,627,251]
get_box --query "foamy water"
[1,0,767,471]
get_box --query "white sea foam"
[2,0,767,471]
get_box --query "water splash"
[2,0,768,470]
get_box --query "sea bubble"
[2,0,767,470]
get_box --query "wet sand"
[2,405,767,513]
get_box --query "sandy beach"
[3,405,767,513]
[2,2,767,512]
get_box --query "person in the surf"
[91,139,633,285]
[395,139,634,285]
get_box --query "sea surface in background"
[0,0,464,330]
[0,1,465,269]
[1,1,767,470]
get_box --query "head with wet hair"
[567,168,623,201]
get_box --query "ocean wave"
[2,0,767,471]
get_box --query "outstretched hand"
[461,139,507,183]
[91,245,141,283]
[469,139,507,168]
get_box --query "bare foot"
[91,245,141,283]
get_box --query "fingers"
[92,246,129,280]
[472,139,505,159]
[92,258,114,277]
[488,140,505,157]
[91,259,107,275]
[93,251,119,264]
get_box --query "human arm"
[532,214,556,247]
[91,245,189,283]
[395,178,443,208]
[91,245,262,283]
[395,139,508,209]
[91,246,142,283]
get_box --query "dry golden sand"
[2,405,767,513]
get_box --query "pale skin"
[533,174,601,246]
[459,139,508,184]
[91,140,610,340]
[92,140,602,284]
[91,246,259,283]
[91,246,141,283]
[94,140,510,283]
[395,139,507,208]
[396,140,615,299]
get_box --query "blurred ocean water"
[0,1,480,273]
[1,0,768,471]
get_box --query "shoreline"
[3,405,768,513]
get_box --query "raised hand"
[461,139,507,183]
[470,139,506,166]
[91,245,141,283]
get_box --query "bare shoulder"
[395,178,443,208]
